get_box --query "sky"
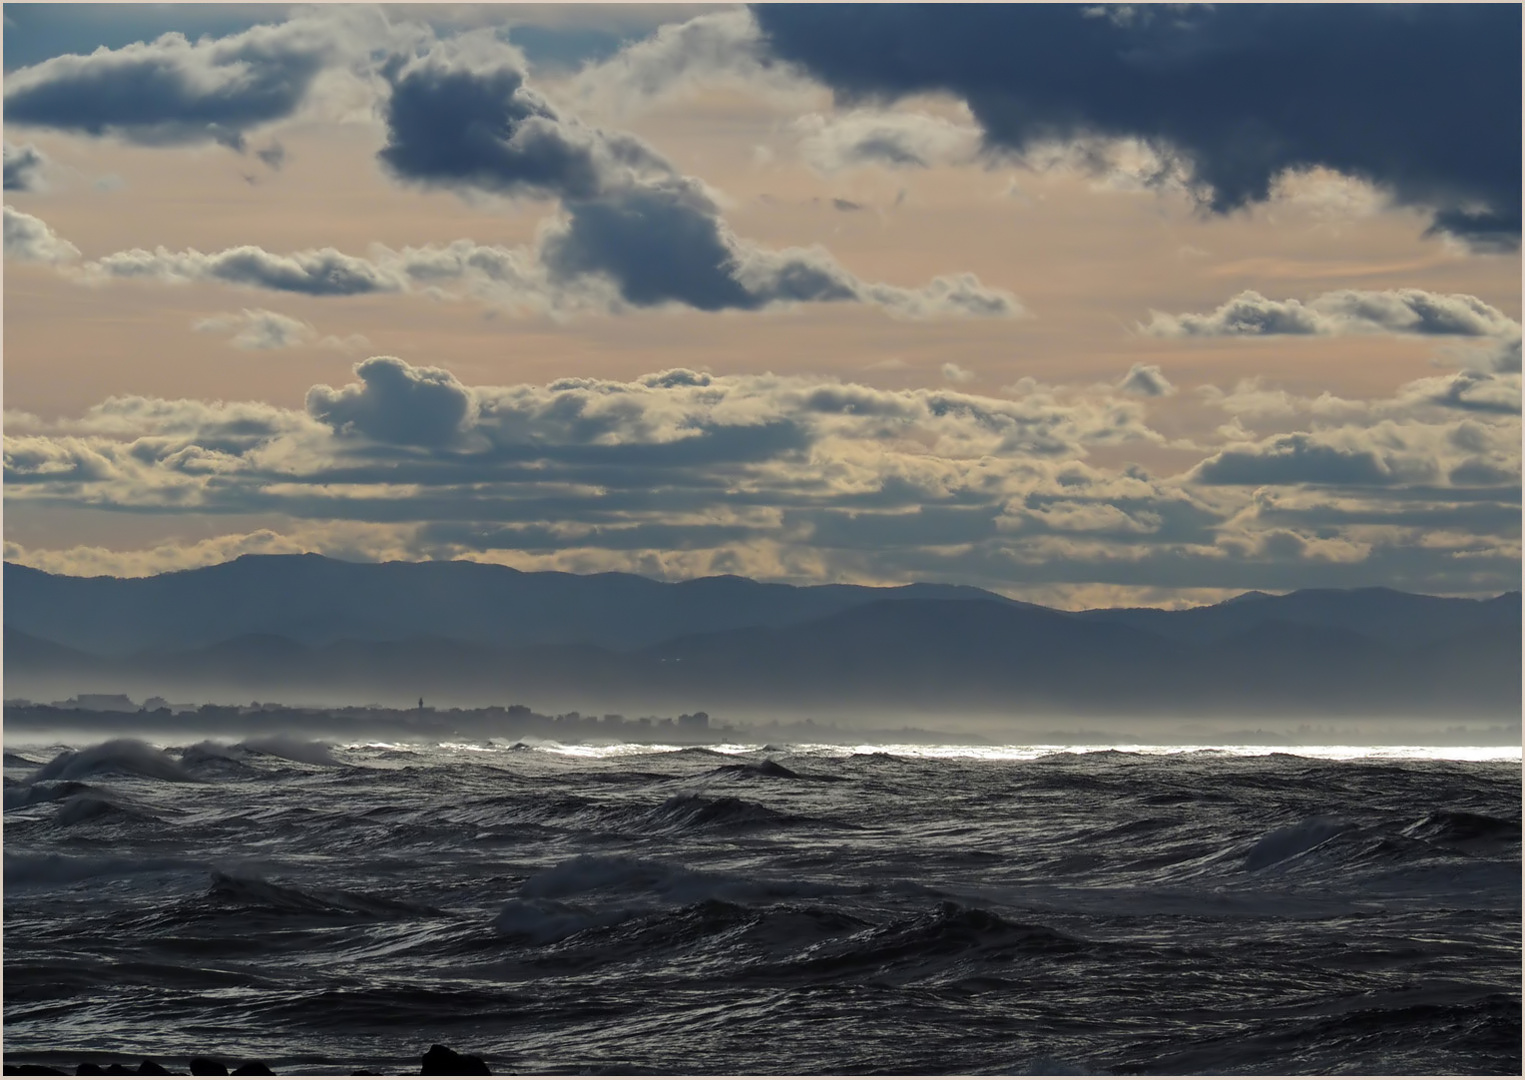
[2,2,1520,609]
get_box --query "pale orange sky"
[3,4,1519,605]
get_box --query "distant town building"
[52,693,137,712]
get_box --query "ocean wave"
[24,739,194,785]
[4,739,1518,1074]
[181,736,343,769]
[1402,810,1522,847]
[53,793,162,828]
[640,793,800,833]
[499,897,879,972]
[517,854,830,909]
[240,736,343,767]
[1243,816,1349,871]
[4,851,192,885]
[4,779,97,811]
[708,759,801,780]
[204,871,442,920]
[767,901,1086,978]
[703,759,846,783]
[518,854,719,902]
[491,899,631,944]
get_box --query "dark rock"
[76,1067,104,1076]
[4,1067,67,1076]
[229,1067,272,1077]
[420,1045,489,1075]
[187,1063,226,1077]
[104,1069,134,1077]
[136,1065,171,1077]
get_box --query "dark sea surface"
[3,736,1520,1075]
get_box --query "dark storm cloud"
[1425,370,1522,416]
[375,42,1017,317]
[1192,434,1422,487]
[1145,289,1521,339]
[2,10,422,148]
[307,357,476,448]
[379,55,668,201]
[4,30,323,148]
[377,40,688,258]
[1252,493,1523,533]
[3,142,49,191]
[542,182,766,311]
[751,4,1522,248]
[1118,363,1174,398]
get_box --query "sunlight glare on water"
[823,743,1524,762]
[323,739,1525,763]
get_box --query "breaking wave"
[24,739,194,784]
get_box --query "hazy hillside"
[1077,587,1523,649]
[2,555,1019,655]
[6,567,1519,719]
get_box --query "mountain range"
[4,555,1520,718]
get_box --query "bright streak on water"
[828,743,1525,763]
[324,739,1524,763]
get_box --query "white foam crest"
[237,735,342,767]
[180,740,245,763]
[509,741,760,759]
[789,742,1523,762]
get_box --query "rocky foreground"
[2,1044,490,1076]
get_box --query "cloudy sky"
[3,3,1520,608]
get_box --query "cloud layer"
[4,205,81,264]
[22,203,1015,320]
[3,142,50,191]
[375,34,1018,317]
[1144,289,1522,341]
[752,4,1522,248]
[6,356,1517,596]
[192,309,366,352]
[793,110,983,173]
[2,8,420,149]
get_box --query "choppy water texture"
[4,737,1520,1075]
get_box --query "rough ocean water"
[3,736,1520,1076]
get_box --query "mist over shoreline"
[7,556,1519,744]
[4,698,1519,752]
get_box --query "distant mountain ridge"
[4,556,1520,718]
[1074,587,1523,650]
[1,554,1027,656]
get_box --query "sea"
[3,736,1520,1076]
